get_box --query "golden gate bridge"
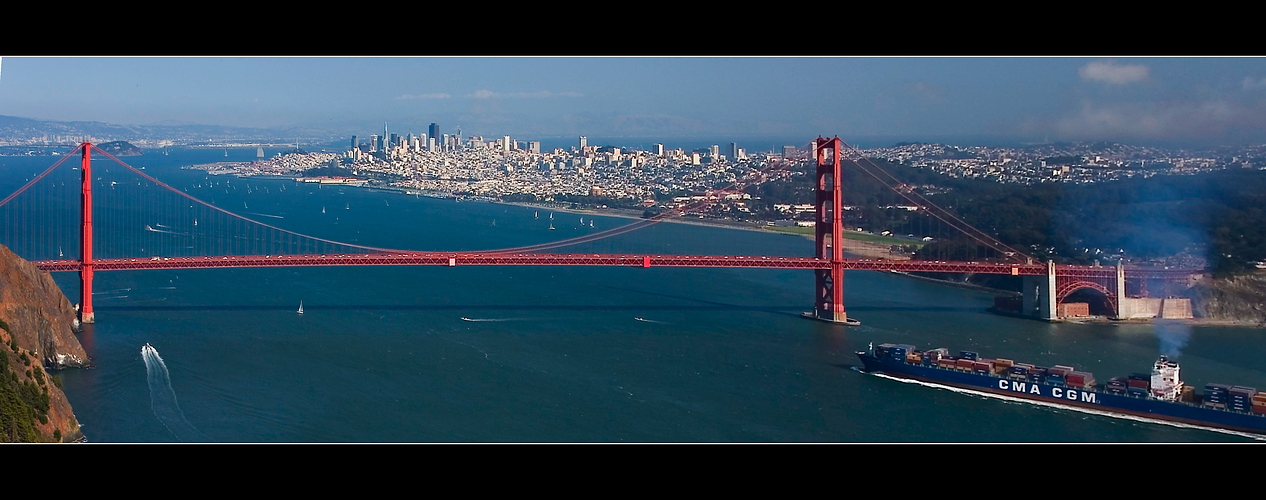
[0,139,1200,326]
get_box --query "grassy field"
[761,225,925,247]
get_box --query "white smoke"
[1154,319,1192,357]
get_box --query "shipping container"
[960,351,979,361]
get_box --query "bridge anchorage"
[0,141,1203,326]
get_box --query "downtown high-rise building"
[579,136,587,150]
[653,144,664,156]
[710,144,720,160]
[729,143,739,162]
[429,123,439,145]
[351,136,358,149]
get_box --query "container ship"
[856,342,1266,436]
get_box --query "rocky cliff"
[1183,272,1266,326]
[0,244,88,442]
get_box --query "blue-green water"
[3,149,1265,442]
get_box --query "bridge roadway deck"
[30,253,1197,279]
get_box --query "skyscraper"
[429,123,439,143]
[729,143,738,162]
[351,136,358,149]
[579,136,587,150]
[653,144,664,156]
[710,144,720,160]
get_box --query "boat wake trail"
[141,344,209,442]
[870,372,1266,441]
[145,225,189,236]
[634,317,669,324]
[460,317,528,322]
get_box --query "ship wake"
[141,344,209,442]
[870,372,1266,441]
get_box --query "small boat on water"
[298,302,304,314]
[534,210,538,219]
[549,223,555,230]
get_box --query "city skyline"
[3,57,1266,147]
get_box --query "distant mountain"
[0,115,345,145]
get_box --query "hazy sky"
[2,56,1266,145]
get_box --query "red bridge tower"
[809,137,857,325]
[79,143,94,324]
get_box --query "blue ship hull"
[857,351,1266,436]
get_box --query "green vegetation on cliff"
[0,319,52,442]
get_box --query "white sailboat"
[298,301,304,314]
[534,210,538,219]
[549,222,555,230]
[322,207,326,214]
[590,220,594,228]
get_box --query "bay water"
[2,148,1263,442]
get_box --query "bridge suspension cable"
[838,140,1033,262]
